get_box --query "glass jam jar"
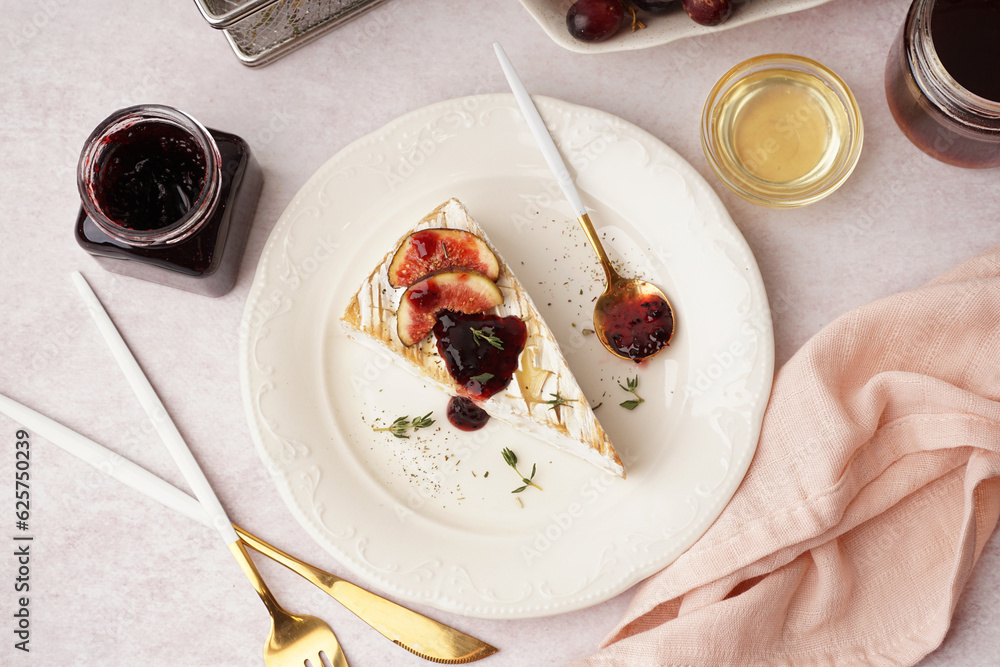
[884,0,1000,168]
[75,104,263,296]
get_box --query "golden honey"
[702,55,863,208]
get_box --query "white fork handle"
[0,392,208,527]
[493,41,588,219]
[71,272,238,546]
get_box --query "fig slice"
[396,269,503,346]
[388,228,500,288]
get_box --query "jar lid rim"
[907,0,1000,127]
[76,104,223,246]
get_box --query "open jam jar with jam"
[885,0,1000,168]
[75,104,263,296]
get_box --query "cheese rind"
[341,199,624,478]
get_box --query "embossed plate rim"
[239,93,774,618]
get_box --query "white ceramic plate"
[520,0,835,54]
[239,94,773,619]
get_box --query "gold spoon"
[577,213,676,362]
[494,43,675,362]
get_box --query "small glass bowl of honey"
[701,54,864,208]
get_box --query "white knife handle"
[493,41,588,219]
[71,272,238,546]
[0,392,209,528]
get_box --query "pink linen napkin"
[574,245,1000,666]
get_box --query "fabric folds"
[574,246,1000,666]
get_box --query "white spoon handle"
[71,272,238,546]
[493,41,588,218]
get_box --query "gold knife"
[236,525,497,664]
[0,391,498,664]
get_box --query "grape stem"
[627,7,646,31]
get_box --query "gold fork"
[0,390,499,664]
[231,541,348,667]
[236,525,498,664]
[67,272,497,663]
[71,273,352,666]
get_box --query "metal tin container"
[193,0,390,67]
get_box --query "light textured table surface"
[1,1,998,665]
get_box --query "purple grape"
[566,0,625,43]
[681,0,733,26]
[631,0,676,13]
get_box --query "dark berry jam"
[601,294,673,362]
[931,0,1000,103]
[94,122,207,231]
[433,310,527,400]
[884,0,1000,168]
[76,118,262,297]
[446,396,490,431]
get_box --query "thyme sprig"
[502,447,542,493]
[543,393,574,411]
[373,412,435,438]
[471,327,504,350]
[618,375,645,410]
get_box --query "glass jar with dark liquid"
[76,105,263,296]
[885,0,1000,167]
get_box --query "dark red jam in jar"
[931,0,1000,103]
[885,0,1000,167]
[75,105,263,296]
[95,121,207,230]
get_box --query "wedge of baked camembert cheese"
[341,198,624,478]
